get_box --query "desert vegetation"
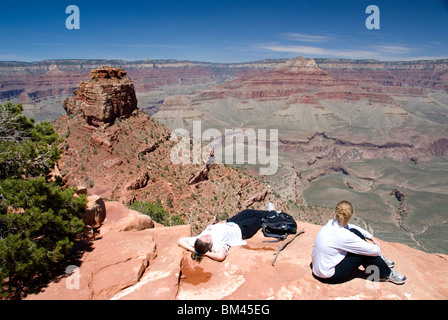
[0,103,87,299]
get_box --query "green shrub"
[0,179,86,297]
[129,200,170,225]
[0,103,87,299]
[129,200,184,227]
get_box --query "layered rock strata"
[62,67,137,126]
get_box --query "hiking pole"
[272,227,305,266]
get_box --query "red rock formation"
[125,171,150,191]
[54,67,282,233]
[316,59,448,93]
[188,164,210,185]
[193,57,388,103]
[62,67,137,127]
[83,195,106,228]
[25,201,183,300]
[26,214,448,300]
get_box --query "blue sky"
[0,0,447,62]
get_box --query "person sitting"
[177,206,276,262]
[311,200,406,285]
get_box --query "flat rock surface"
[26,206,448,300]
[176,222,448,300]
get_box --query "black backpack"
[261,211,297,241]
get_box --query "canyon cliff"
[148,57,448,255]
[53,67,287,233]
[22,66,448,301]
[2,57,448,254]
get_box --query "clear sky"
[1,0,447,63]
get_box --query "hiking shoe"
[382,270,406,285]
[381,255,395,268]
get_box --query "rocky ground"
[17,64,448,300]
[25,200,448,300]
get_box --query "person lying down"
[178,207,278,262]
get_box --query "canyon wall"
[2,57,448,254]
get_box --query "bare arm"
[177,237,195,253]
[205,247,227,262]
[178,238,227,262]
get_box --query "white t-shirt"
[311,219,381,278]
[187,222,247,255]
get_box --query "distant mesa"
[89,67,128,80]
[63,67,138,127]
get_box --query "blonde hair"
[334,201,354,227]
